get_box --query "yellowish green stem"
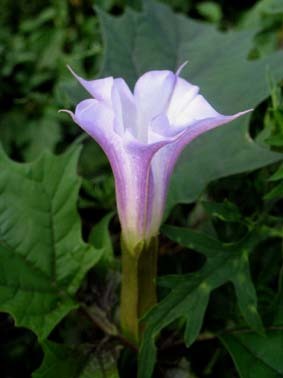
[120,236,158,345]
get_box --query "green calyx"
[120,236,158,345]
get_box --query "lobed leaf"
[0,146,102,339]
[138,225,266,378]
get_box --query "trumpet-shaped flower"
[62,65,251,251]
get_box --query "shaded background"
[0,1,283,377]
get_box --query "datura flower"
[62,64,251,251]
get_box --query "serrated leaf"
[138,226,265,378]
[33,341,119,378]
[220,330,283,378]
[0,146,102,339]
[96,0,283,213]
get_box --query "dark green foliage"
[0,146,102,339]
[1,0,283,377]
[32,341,119,378]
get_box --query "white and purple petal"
[68,65,113,103]
[62,66,252,250]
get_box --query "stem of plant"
[120,236,158,345]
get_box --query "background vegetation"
[0,0,283,377]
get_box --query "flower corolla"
[62,64,251,250]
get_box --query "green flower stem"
[120,237,158,345]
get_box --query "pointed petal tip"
[234,108,254,118]
[222,108,253,122]
[66,64,80,80]
[58,109,75,119]
[243,108,254,114]
[176,61,189,76]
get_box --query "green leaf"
[202,200,242,222]
[241,0,283,29]
[138,226,265,378]
[88,212,115,269]
[33,341,119,378]
[0,146,102,340]
[0,107,61,161]
[220,330,283,378]
[196,2,222,23]
[97,0,283,212]
[22,111,62,161]
[268,163,283,181]
[264,181,283,200]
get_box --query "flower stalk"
[120,236,158,344]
